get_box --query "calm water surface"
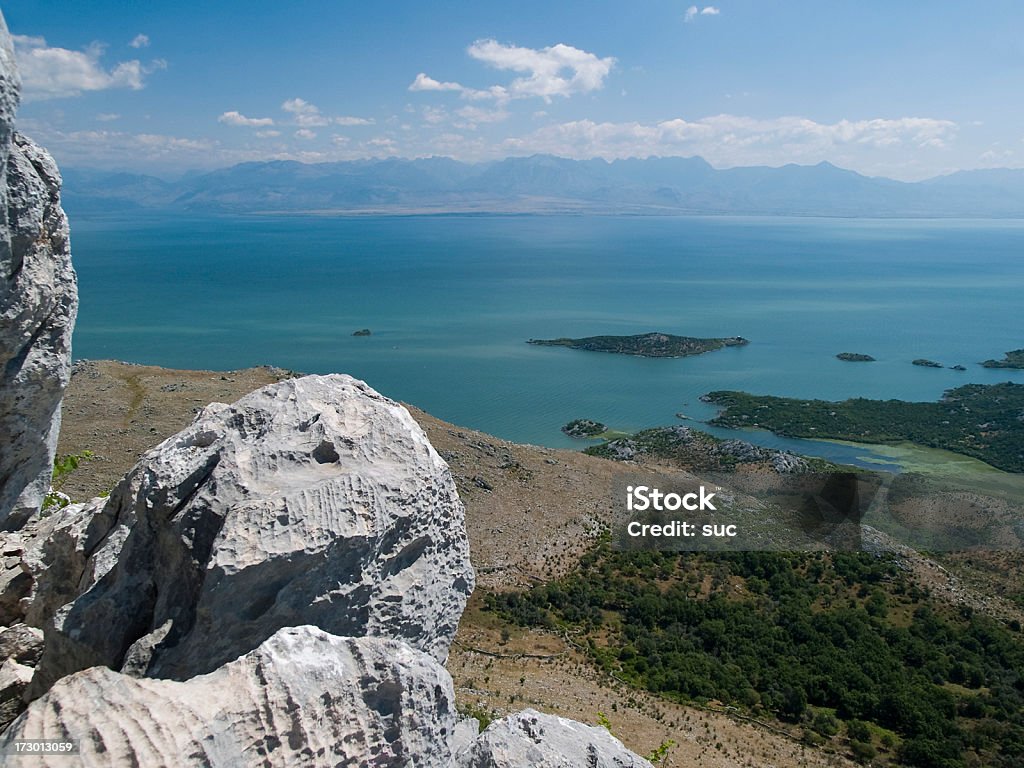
[70,214,1024,468]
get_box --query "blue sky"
[3,1,1023,179]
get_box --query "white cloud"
[332,135,350,145]
[218,110,275,127]
[95,112,120,122]
[466,39,615,101]
[255,129,281,138]
[410,40,614,106]
[282,97,329,126]
[455,105,510,129]
[409,73,464,92]
[12,34,160,100]
[129,34,150,49]
[294,128,317,140]
[501,114,958,170]
[281,99,373,127]
[422,106,448,125]
[334,116,374,126]
[686,6,720,22]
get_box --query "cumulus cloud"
[255,129,281,138]
[12,34,161,100]
[129,34,150,49]
[685,6,720,22]
[409,73,464,93]
[410,39,614,106]
[466,39,615,101]
[218,110,275,127]
[282,97,329,126]
[95,112,120,122]
[294,128,317,140]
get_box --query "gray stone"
[0,658,32,732]
[0,11,79,530]
[0,623,43,666]
[456,709,654,768]
[0,497,107,628]
[4,626,460,767]
[31,374,474,696]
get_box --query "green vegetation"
[836,352,875,362]
[488,544,1024,768]
[42,450,95,511]
[912,358,943,368]
[705,382,1024,472]
[458,702,496,731]
[527,332,748,358]
[562,419,607,439]
[981,349,1024,369]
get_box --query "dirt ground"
[57,359,1018,767]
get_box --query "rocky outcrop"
[4,626,462,767]
[0,12,79,530]
[0,371,653,764]
[30,374,474,695]
[455,709,653,767]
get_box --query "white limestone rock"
[455,709,654,768]
[0,11,79,530]
[31,374,474,696]
[4,626,461,767]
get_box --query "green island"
[561,419,607,439]
[352,328,372,336]
[836,352,875,362]
[981,349,1024,369]
[912,359,943,368]
[704,382,1024,473]
[488,544,1024,768]
[527,332,748,358]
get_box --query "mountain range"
[60,154,1024,217]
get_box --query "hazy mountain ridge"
[60,154,1024,217]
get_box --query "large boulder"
[30,374,474,696]
[0,11,79,530]
[455,709,654,768]
[4,626,461,767]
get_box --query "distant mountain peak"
[58,155,1024,217]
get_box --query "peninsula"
[704,382,1024,473]
[527,332,748,358]
[981,349,1024,369]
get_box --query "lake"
[69,213,1024,469]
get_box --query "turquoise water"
[70,214,1024,466]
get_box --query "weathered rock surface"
[0,498,106,628]
[0,11,79,530]
[455,709,654,768]
[30,374,474,695]
[4,626,462,767]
